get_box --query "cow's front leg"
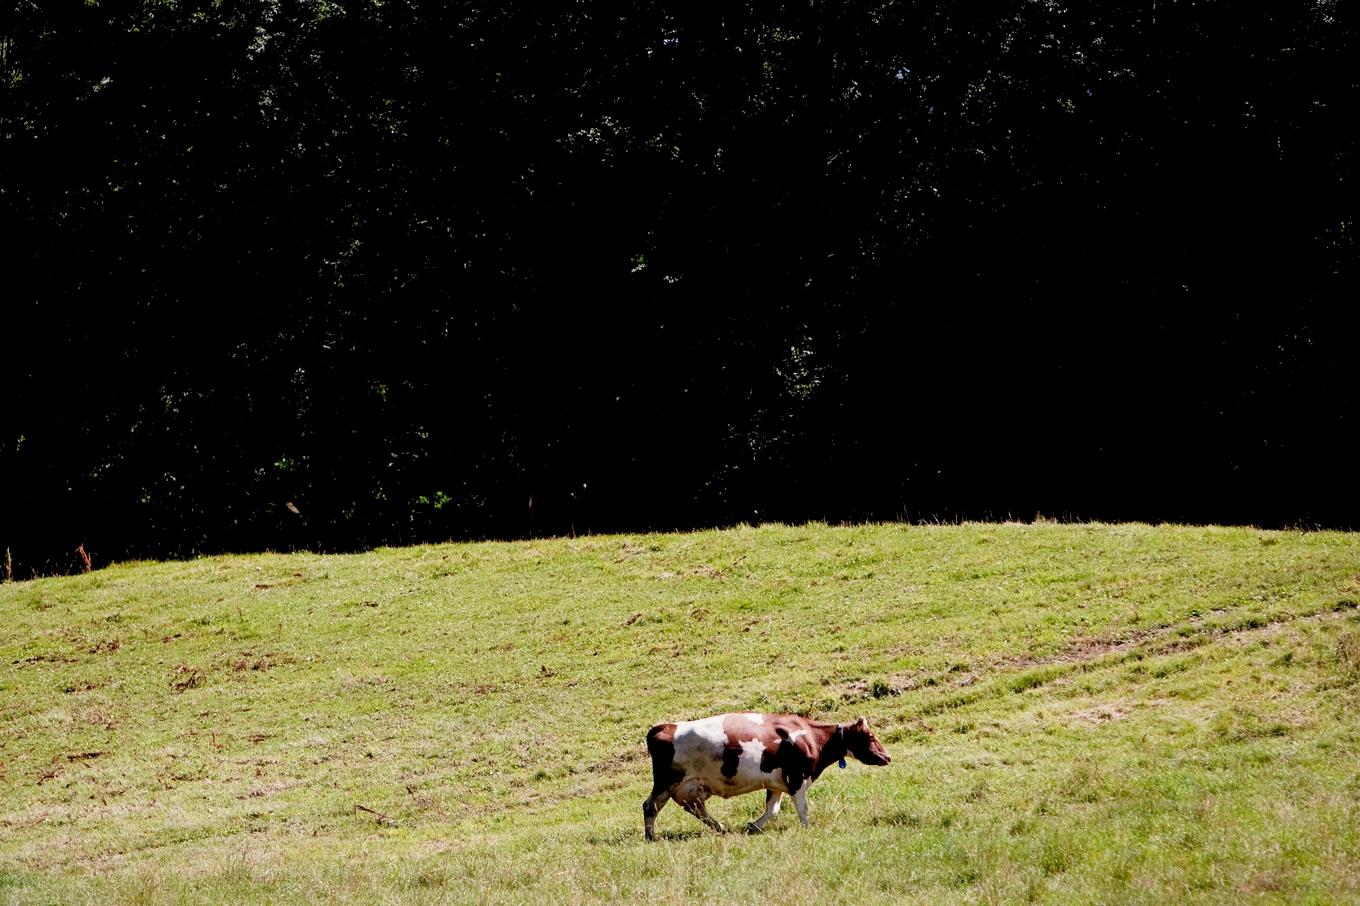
[792,781,811,827]
[746,789,783,834]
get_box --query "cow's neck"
[810,722,849,780]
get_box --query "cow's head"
[843,716,891,766]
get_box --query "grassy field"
[2,522,1359,904]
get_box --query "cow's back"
[671,715,730,769]
[664,712,794,798]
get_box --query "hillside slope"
[3,523,1359,903]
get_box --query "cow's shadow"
[586,828,707,845]
[589,822,794,845]
[741,821,793,836]
[650,829,709,843]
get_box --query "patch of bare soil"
[170,664,205,693]
[224,650,292,672]
[1068,704,1132,727]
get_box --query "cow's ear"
[854,716,869,729]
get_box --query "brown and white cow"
[643,712,890,840]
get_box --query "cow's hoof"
[744,822,764,835]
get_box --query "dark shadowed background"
[3,1,1357,575]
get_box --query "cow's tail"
[645,723,679,794]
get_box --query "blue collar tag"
[838,757,847,769]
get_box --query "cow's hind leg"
[643,787,671,842]
[674,779,726,834]
[644,723,680,841]
[746,790,783,834]
[680,797,726,835]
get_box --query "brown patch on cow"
[719,714,852,790]
[719,713,768,743]
[718,714,791,782]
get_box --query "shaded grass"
[2,522,1360,903]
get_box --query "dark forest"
[4,1,1357,576]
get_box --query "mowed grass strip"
[1,522,1358,904]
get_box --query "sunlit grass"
[2,522,1358,903]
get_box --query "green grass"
[2,522,1359,904]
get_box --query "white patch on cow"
[724,737,782,795]
[675,715,727,752]
[787,728,808,743]
[668,713,788,799]
[746,713,765,724]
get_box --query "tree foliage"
[3,1,1357,574]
